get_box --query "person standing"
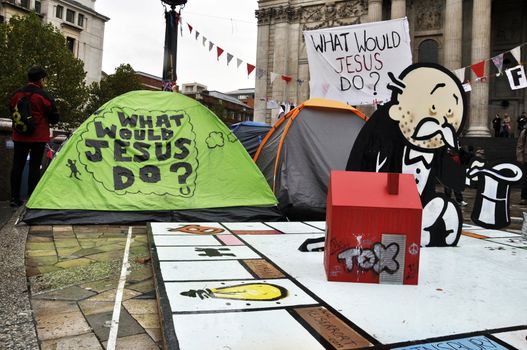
[502,113,512,138]
[492,113,502,137]
[9,66,59,207]
[516,128,527,205]
[517,111,527,136]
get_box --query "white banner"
[505,65,527,90]
[303,18,412,105]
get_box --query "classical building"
[255,0,527,136]
[0,0,109,83]
[182,83,254,125]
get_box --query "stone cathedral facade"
[254,0,527,137]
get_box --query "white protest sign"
[505,65,527,90]
[303,18,412,105]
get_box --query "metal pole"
[162,6,179,90]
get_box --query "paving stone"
[81,279,119,293]
[55,258,93,269]
[54,239,80,249]
[88,250,125,262]
[95,243,125,252]
[29,225,53,234]
[25,249,57,257]
[32,299,79,317]
[40,332,103,350]
[53,225,74,233]
[133,291,156,300]
[85,307,144,342]
[75,233,105,240]
[32,285,97,301]
[130,226,147,234]
[126,279,154,294]
[57,247,82,258]
[70,247,104,258]
[77,240,98,249]
[122,299,157,315]
[74,226,105,234]
[26,242,56,251]
[103,333,159,350]
[133,235,148,243]
[132,314,160,329]
[129,245,149,256]
[26,256,58,267]
[78,300,115,316]
[127,266,153,283]
[89,288,140,302]
[35,309,91,341]
[145,328,162,344]
[26,235,54,243]
[37,265,63,273]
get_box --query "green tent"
[24,91,280,224]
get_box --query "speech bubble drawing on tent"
[78,106,199,197]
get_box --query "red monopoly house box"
[324,171,422,285]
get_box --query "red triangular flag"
[247,63,255,76]
[470,61,485,79]
[281,75,292,83]
[187,23,193,33]
[216,47,224,60]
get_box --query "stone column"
[271,21,289,125]
[391,0,406,19]
[254,22,270,123]
[443,0,463,70]
[466,0,492,137]
[369,0,383,22]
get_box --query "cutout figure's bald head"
[388,66,466,150]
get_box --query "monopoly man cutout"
[347,63,466,247]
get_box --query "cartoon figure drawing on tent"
[66,159,81,180]
[347,63,467,247]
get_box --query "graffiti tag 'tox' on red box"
[324,171,422,285]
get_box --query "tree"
[0,13,88,126]
[85,64,144,117]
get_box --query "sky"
[94,0,258,93]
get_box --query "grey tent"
[253,98,367,220]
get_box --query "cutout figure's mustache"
[412,117,456,148]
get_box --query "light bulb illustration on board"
[180,283,288,301]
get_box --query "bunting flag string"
[180,19,303,81]
[452,42,527,84]
[182,18,527,95]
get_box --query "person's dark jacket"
[9,83,59,142]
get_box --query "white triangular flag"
[236,58,243,68]
[511,45,522,65]
[453,68,465,82]
[202,36,207,46]
[270,72,279,83]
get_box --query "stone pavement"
[0,188,526,349]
